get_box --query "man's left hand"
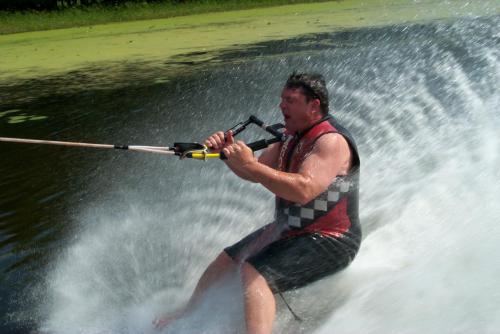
[222,140,257,173]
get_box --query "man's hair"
[285,72,329,115]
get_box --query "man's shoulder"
[314,132,349,150]
[312,132,352,163]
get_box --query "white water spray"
[39,14,500,334]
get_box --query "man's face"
[279,87,316,133]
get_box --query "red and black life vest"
[275,115,361,239]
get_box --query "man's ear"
[310,98,321,112]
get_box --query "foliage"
[0,0,237,12]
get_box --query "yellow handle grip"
[189,152,220,160]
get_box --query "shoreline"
[0,0,331,35]
[0,0,497,85]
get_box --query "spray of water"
[38,14,499,334]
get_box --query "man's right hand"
[204,130,234,153]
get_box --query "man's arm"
[224,133,351,204]
[257,142,280,169]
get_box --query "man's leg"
[241,262,276,334]
[154,251,236,328]
[187,251,237,308]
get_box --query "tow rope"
[0,115,285,160]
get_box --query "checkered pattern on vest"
[277,176,352,229]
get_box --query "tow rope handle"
[226,115,285,140]
[180,115,285,160]
[221,115,285,159]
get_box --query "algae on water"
[0,0,496,82]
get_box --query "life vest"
[275,115,361,239]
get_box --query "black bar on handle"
[219,137,282,160]
[249,115,285,140]
[226,115,284,141]
[225,118,253,139]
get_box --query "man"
[155,73,361,333]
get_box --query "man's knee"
[240,262,269,290]
[210,251,237,272]
[240,262,259,279]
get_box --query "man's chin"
[284,124,296,133]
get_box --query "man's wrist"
[243,158,267,183]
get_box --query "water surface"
[1,8,499,334]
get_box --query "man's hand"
[222,140,258,179]
[203,131,257,181]
[204,130,234,152]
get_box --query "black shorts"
[224,223,360,293]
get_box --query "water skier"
[155,72,361,333]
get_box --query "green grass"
[0,0,331,35]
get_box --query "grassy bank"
[0,0,331,35]
[2,0,496,83]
